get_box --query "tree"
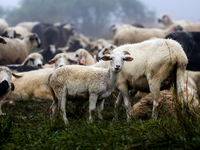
[5,0,155,38]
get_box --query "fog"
[1,0,199,23]
[141,0,200,22]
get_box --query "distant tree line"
[0,0,155,38]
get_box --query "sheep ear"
[124,57,133,61]
[104,50,112,54]
[48,59,56,64]
[12,73,22,78]
[101,56,110,61]
[0,37,6,44]
[16,33,21,38]
[22,59,29,66]
[11,83,15,91]
[123,51,131,55]
[68,59,77,64]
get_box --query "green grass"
[1,92,200,150]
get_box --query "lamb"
[93,39,188,120]
[113,24,182,46]
[70,48,96,66]
[0,67,21,115]
[131,76,199,119]
[6,53,43,73]
[0,33,41,65]
[4,53,75,108]
[1,26,30,39]
[48,50,133,124]
[158,13,193,29]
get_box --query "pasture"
[1,90,200,150]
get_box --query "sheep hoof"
[0,113,6,116]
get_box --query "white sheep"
[0,67,21,115]
[2,26,30,39]
[70,48,96,66]
[6,53,44,73]
[0,33,41,65]
[5,53,75,106]
[48,50,133,124]
[113,24,182,46]
[93,38,188,120]
[158,13,193,29]
[158,13,200,32]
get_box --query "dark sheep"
[165,31,200,71]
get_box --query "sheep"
[93,39,188,120]
[89,38,112,56]
[1,26,30,39]
[16,21,39,32]
[70,48,96,66]
[158,13,193,29]
[113,24,182,46]
[165,31,200,71]
[0,18,9,35]
[65,33,91,52]
[0,66,21,115]
[48,53,77,69]
[5,53,43,73]
[96,44,117,62]
[0,33,41,65]
[187,71,200,87]
[131,76,199,119]
[48,50,133,124]
[4,53,75,107]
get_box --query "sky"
[0,0,200,22]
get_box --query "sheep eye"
[30,58,34,62]
[110,58,113,60]
[76,54,79,57]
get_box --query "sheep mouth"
[114,68,120,71]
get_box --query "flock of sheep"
[0,12,200,124]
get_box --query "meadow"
[1,91,200,150]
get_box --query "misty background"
[0,0,200,38]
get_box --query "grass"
[1,92,200,149]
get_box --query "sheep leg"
[89,94,98,123]
[123,94,132,121]
[50,100,58,122]
[59,88,69,125]
[114,92,123,120]
[0,102,6,115]
[150,84,160,119]
[97,99,105,122]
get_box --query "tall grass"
[0,91,200,149]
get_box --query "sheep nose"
[59,65,64,68]
[116,65,120,68]
[37,64,42,68]
[0,80,9,93]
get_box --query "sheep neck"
[23,38,35,53]
[107,66,120,92]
